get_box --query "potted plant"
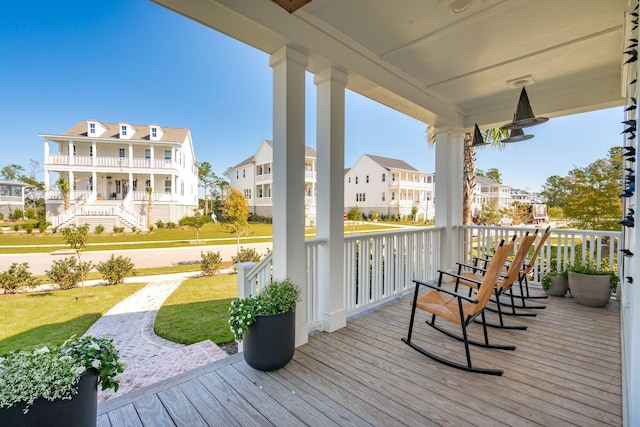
[541,267,569,297]
[229,279,300,371]
[0,335,124,427]
[567,259,619,307]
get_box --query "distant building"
[228,140,318,226]
[344,154,434,220]
[472,175,512,216]
[41,120,199,230]
[0,180,26,218]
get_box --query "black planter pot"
[1,369,98,427]
[243,309,295,371]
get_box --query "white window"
[164,179,172,193]
[121,125,127,136]
[356,193,366,202]
[392,174,396,181]
[355,177,359,184]
[119,148,125,158]
[89,146,93,157]
[145,149,150,159]
[145,180,151,189]
[73,145,77,156]
[348,177,351,183]
[89,123,95,134]
[243,169,246,178]
[382,173,386,182]
[366,175,369,183]
[164,150,171,160]
[244,189,252,199]
[151,127,157,138]
[132,180,138,191]
[236,170,239,179]
[391,192,395,200]
[382,192,385,201]
[180,180,184,196]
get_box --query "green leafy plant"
[155,220,165,229]
[201,251,223,276]
[112,226,124,233]
[541,270,568,292]
[0,335,124,414]
[228,279,300,341]
[566,258,619,293]
[0,263,39,294]
[46,257,93,290]
[231,247,262,264]
[94,224,105,234]
[95,255,135,285]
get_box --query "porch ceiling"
[153,0,629,130]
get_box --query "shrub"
[25,208,35,219]
[231,247,262,264]
[95,224,105,234]
[155,220,165,229]
[46,257,92,290]
[131,226,137,233]
[96,255,135,285]
[112,226,124,233]
[201,251,223,276]
[179,216,196,227]
[0,213,3,220]
[11,209,24,220]
[13,224,19,232]
[148,224,154,232]
[23,223,34,234]
[248,214,272,224]
[0,263,39,294]
[37,221,49,233]
[166,222,177,229]
[51,226,58,234]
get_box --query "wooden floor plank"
[97,413,112,427]
[233,361,341,427]
[157,387,209,427]
[99,293,622,426]
[132,394,176,426]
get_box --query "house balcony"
[45,154,182,171]
[98,225,622,425]
[255,172,272,183]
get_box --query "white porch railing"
[237,227,443,331]
[460,225,622,283]
[49,204,145,229]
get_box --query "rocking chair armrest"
[457,262,488,272]
[413,277,478,303]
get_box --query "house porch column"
[434,127,464,272]
[315,66,347,332]
[270,46,308,347]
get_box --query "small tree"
[192,210,206,242]
[46,257,90,290]
[61,224,91,297]
[0,263,39,294]
[146,186,153,229]
[223,188,249,252]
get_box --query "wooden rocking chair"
[402,239,514,375]
[457,231,538,329]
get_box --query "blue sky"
[0,1,623,193]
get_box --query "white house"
[344,154,434,220]
[0,180,26,218]
[41,120,199,230]
[228,140,318,225]
[472,175,513,216]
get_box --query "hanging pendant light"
[471,123,488,147]
[501,87,548,130]
[501,127,534,143]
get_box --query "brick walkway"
[83,273,229,403]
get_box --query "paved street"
[0,242,272,275]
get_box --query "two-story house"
[228,140,318,226]
[344,154,434,221]
[41,120,199,230]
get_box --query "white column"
[92,141,97,166]
[315,66,347,332]
[44,140,50,162]
[270,46,308,347]
[68,140,74,165]
[150,145,155,167]
[434,127,464,272]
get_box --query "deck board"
[98,293,622,426]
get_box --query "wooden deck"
[98,291,622,426]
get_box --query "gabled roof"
[364,154,417,172]
[62,121,190,143]
[263,140,317,158]
[476,175,504,187]
[232,155,255,169]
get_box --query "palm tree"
[56,177,71,211]
[426,126,509,225]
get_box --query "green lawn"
[154,274,237,347]
[0,283,146,354]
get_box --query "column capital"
[313,67,347,87]
[269,45,308,69]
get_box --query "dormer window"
[121,125,127,136]
[151,127,157,138]
[89,123,96,134]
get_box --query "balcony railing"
[46,155,179,170]
[238,227,443,330]
[460,225,621,283]
[255,173,272,182]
